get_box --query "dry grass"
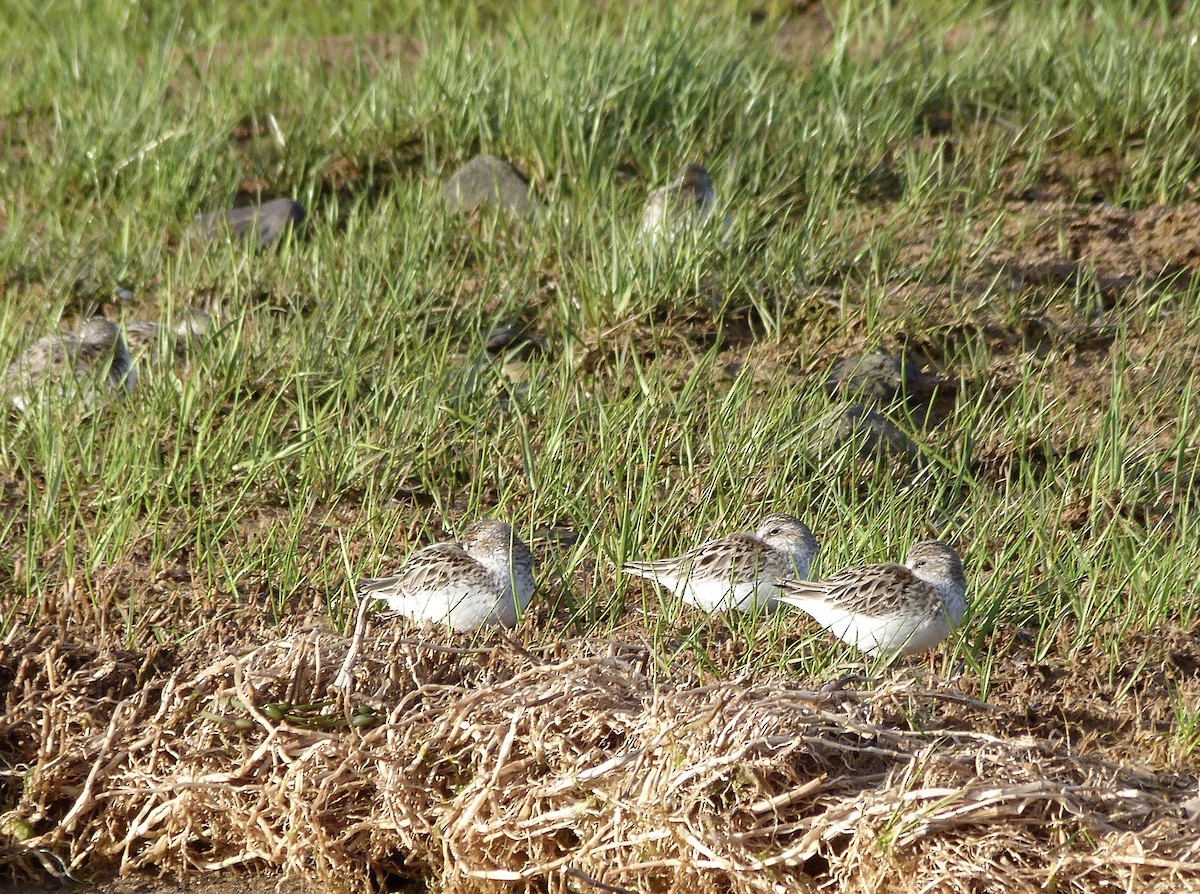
[4,615,1199,893]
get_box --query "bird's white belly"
[789,600,948,656]
[374,585,510,631]
[677,578,775,612]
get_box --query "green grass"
[1,0,1200,710]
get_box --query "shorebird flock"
[352,513,967,661]
[4,162,969,661]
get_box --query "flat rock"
[4,317,137,412]
[442,155,531,215]
[641,162,717,238]
[818,402,923,467]
[824,353,929,407]
[189,198,305,249]
[485,326,546,360]
[124,309,211,369]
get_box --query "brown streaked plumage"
[622,512,819,612]
[358,519,535,631]
[776,540,968,656]
[124,309,211,369]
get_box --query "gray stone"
[820,402,923,467]
[641,162,716,237]
[124,309,211,369]
[485,326,546,360]
[5,317,136,411]
[442,155,531,215]
[189,198,305,249]
[824,353,928,407]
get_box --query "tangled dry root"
[2,618,1199,893]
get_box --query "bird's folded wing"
[776,563,921,616]
[357,542,480,598]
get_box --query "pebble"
[442,155,532,215]
[824,352,929,407]
[189,197,305,249]
[819,402,923,467]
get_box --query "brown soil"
[0,870,316,894]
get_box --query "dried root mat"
[2,619,1200,893]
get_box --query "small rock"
[640,162,724,241]
[486,326,546,360]
[442,155,531,215]
[532,526,580,548]
[824,353,931,407]
[819,402,923,467]
[5,317,137,412]
[189,198,305,249]
[124,309,212,369]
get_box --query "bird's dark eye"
[914,559,926,568]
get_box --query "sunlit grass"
[0,0,1198,713]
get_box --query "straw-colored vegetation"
[3,1,1200,891]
